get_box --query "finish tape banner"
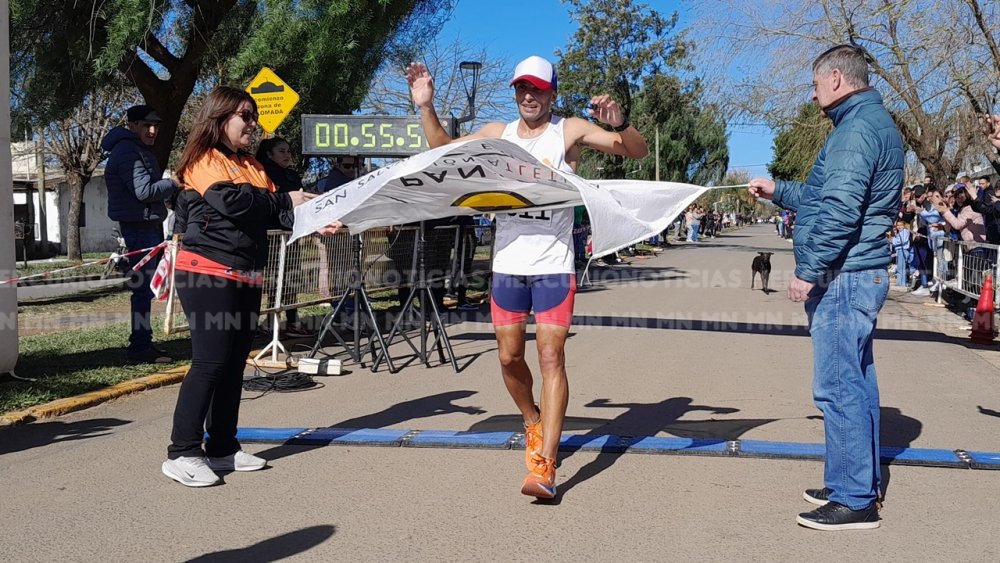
[291,138,709,258]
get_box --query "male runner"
[407,55,648,498]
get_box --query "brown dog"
[751,252,773,293]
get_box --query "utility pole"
[35,137,48,251]
[655,127,660,181]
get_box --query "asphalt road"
[2,225,998,562]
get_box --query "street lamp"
[449,61,482,138]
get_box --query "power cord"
[242,359,322,396]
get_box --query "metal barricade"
[933,239,1000,307]
[167,221,497,365]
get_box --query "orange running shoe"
[523,412,543,470]
[521,453,557,499]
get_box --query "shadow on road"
[807,406,922,501]
[978,405,1000,419]
[565,314,963,345]
[543,396,769,503]
[463,396,780,504]
[256,390,485,462]
[185,525,335,562]
[0,417,131,456]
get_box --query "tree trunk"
[65,172,90,261]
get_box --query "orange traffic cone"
[970,275,997,344]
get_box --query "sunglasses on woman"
[234,109,259,123]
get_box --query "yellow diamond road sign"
[246,67,299,133]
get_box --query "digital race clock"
[300,115,448,157]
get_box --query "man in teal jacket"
[749,45,903,531]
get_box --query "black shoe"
[796,501,880,531]
[803,487,832,506]
[126,348,172,364]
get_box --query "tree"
[604,73,728,184]
[363,35,514,134]
[12,0,454,168]
[768,102,831,182]
[693,0,1000,182]
[554,0,691,179]
[45,84,134,260]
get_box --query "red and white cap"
[510,55,557,91]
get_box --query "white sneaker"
[911,287,931,296]
[207,450,268,472]
[162,456,221,487]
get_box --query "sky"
[434,0,775,178]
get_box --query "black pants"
[168,271,261,459]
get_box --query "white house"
[11,141,170,257]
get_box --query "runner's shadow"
[184,525,335,562]
[256,390,485,462]
[0,418,131,456]
[542,397,777,504]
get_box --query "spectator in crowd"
[968,173,1000,244]
[255,137,312,338]
[898,186,915,224]
[573,206,590,265]
[934,185,986,243]
[975,175,991,196]
[784,211,796,240]
[317,156,364,193]
[922,175,935,192]
[774,210,785,238]
[687,206,703,242]
[889,219,912,287]
[162,86,329,487]
[907,185,935,296]
[101,104,178,364]
[702,208,715,238]
[749,44,900,530]
[942,187,961,241]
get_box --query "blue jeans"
[120,223,165,353]
[895,249,910,287]
[689,224,699,241]
[804,268,889,510]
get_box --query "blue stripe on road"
[739,440,825,459]
[627,436,730,454]
[880,446,967,468]
[408,430,515,448]
[235,427,1000,471]
[968,450,1000,470]
[237,428,308,442]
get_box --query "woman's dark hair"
[255,136,290,165]
[176,86,256,184]
[954,188,971,208]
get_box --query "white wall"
[1,0,20,372]
[52,175,119,254]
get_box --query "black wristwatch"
[612,119,630,132]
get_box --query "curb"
[0,366,189,427]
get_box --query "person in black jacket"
[101,105,178,364]
[256,137,311,337]
[162,87,327,487]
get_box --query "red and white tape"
[0,242,169,286]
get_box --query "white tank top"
[493,115,575,275]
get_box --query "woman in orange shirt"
[161,86,319,487]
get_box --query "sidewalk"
[1,225,998,561]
